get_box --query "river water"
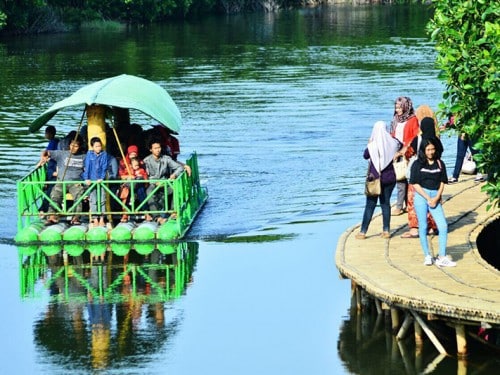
[0,4,496,374]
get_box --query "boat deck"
[335,176,500,326]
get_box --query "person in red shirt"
[118,145,149,222]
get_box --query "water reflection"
[338,298,500,375]
[19,242,198,370]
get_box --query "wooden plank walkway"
[335,176,500,326]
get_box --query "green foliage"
[428,0,500,210]
[0,11,6,30]
[0,0,49,32]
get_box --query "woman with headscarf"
[390,96,420,216]
[356,121,402,239]
[401,117,443,238]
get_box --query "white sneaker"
[424,255,433,266]
[435,256,456,267]
[474,173,484,182]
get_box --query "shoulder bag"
[393,157,408,181]
[461,152,476,174]
[365,162,381,197]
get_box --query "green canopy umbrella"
[29,74,182,133]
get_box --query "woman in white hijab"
[356,121,401,239]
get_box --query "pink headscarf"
[390,96,415,133]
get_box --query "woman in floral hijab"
[390,96,420,216]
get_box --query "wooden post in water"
[455,324,467,357]
[410,310,447,355]
[351,281,362,311]
[396,313,413,340]
[374,298,382,315]
[391,307,400,334]
[414,319,424,348]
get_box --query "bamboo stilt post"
[351,281,362,311]
[415,339,423,374]
[455,324,467,357]
[372,313,383,337]
[374,298,382,315]
[421,353,446,374]
[397,340,415,375]
[350,280,357,310]
[391,307,400,334]
[457,359,467,375]
[414,320,423,346]
[396,313,413,341]
[391,336,398,362]
[410,310,447,355]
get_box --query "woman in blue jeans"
[409,137,456,267]
[356,121,401,240]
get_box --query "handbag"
[461,152,476,174]
[365,176,381,196]
[365,160,381,196]
[393,157,408,181]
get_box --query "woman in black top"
[409,137,456,267]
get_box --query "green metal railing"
[17,152,207,238]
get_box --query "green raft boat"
[15,75,208,247]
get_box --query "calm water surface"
[0,5,496,374]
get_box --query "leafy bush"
[428,0,500,210]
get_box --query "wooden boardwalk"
[335,176,499,354]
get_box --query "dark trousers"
[452,135,478,179]
[361,181,396,233]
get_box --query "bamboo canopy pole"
[86,104,107,150]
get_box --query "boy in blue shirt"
[83,137,109,226]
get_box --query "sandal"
[70,217,81,225]
[120,215,129,223]
[355,233,366,240]
[401,231,419,238]
[391,208,404,216]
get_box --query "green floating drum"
[64,243,85,257]
[158,242,177,255]
[15,221,45,243]
[110,222,135,242]
[62,224,87,242]
[42,244,61,256]
[133,222,158,242]
[157,219,179,241]
[17,244,39,256]
[86,225,108,243]
[110,242,130,257]
[89,243,106,257]
[40,223,68,243]
[134,242,155,255]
